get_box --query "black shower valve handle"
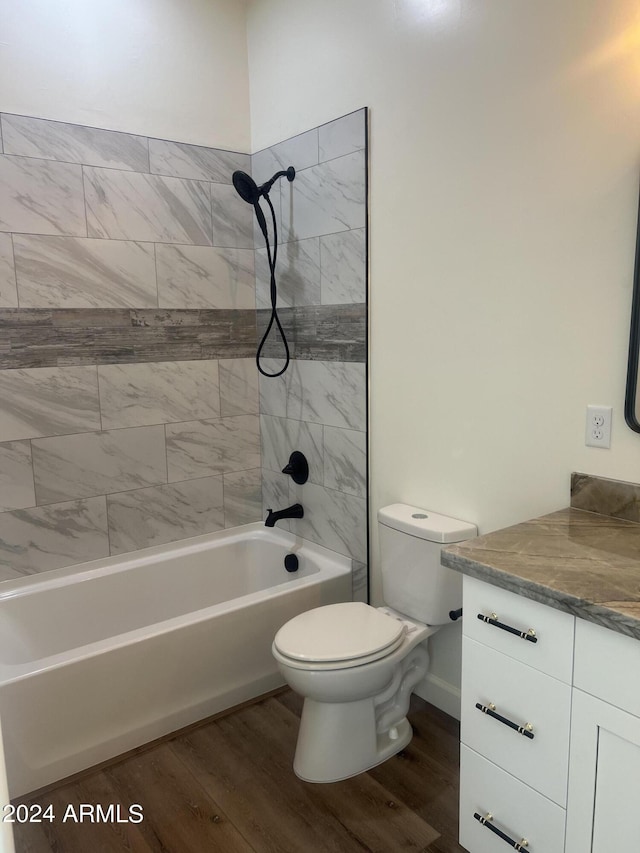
[281,451,309,485]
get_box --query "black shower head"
[232,170,261,205]
[232,166,295,204]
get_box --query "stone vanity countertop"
[441,507,640,640]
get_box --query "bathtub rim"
[0,522,349,600]
[0,523,352,684]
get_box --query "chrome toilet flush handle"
[477,612,538,643]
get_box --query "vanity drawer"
[463,575,574,682]
[574,617,640,716]
[460,745,566,853]
[461,637,571,807]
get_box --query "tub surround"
[254,109,368,601]
[0,112,260,579]
[442,474,640,639]
[0,108,369,596]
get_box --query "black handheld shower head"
[231,171,268,237]
[231,165,296,379]
[232,167,295,204]
[232,171,261,205]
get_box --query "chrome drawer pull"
[477,612,538,643]
[475,702,534,739]
[474,812,529,850]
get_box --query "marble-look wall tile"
[220,359,259,417]
[252,129,318,183]
[13,235,158,308]
[258,359,288,417]
[224,468,262,528]
[210,184,254,249]
[351,560,368,604]
[0,366,101,441]
[323,426,367,498]
[0,566,25,583]
[107,477,224,554]
[156,244,254,309]
[98,360,220,429]
[84,166,212,246]
[318,110,366,163]
[149,138,249,183]
[260,415,323,485]
[320,229,366,304]
[262,469,290,530]
[0,155,86,237]
[1,114,150,172]
[255,237,321,309]
[286,360,366,430]
[0,441,35,511]
[281,150,366,243]
[166,414,260,481]
[31,426,167,504]
[0,496,109,575]
[289,481,366,563]
[0,233,18,307]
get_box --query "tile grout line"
[80,165,90,238]
[152,241,160,308]
[9,232,19,308]
[27,437,37,508]
[0,148,245,183]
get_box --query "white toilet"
[272,503,477,783]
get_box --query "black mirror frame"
[625,183,640,433]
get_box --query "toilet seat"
[273,602,407,670]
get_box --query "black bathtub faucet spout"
[265,503,304,528]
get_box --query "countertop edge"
[441,548,640,641]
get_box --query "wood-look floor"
[11,691,466,853]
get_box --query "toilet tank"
[378,504,477,625]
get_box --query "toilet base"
[292,697,413,783]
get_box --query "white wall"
[247,0,640,710]
[0,0,251,150]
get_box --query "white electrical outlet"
[585,405,612,448]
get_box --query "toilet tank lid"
[378,503,477,543]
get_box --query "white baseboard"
[414,673,461,721]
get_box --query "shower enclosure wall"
[0,107,369,600]
[254,109,369,601]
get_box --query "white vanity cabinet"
[565,619,640,852]
[459,576,573,852]
[459,575,640,853]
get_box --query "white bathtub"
[0,523,352,797]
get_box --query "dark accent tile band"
[256,303,366,363]
[0,308,257,368]
[571,472,640,524]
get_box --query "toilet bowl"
[272,504,477,783]
[273,602,439,782]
